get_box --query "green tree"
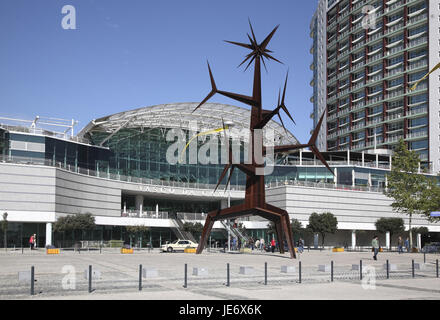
[375,217,405,246]
[385,139,437,248]
[1,212,8,250]
[182,222,204,238]
[306,212,338,248]
[410,226,429,236]
[53,213,96,243]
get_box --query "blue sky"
[0,0,318,142]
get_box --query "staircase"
[169,213,198,243]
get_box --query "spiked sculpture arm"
[193,62,258,113]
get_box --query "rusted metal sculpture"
[193,21,333,259]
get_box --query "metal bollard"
[299,261,302,283]
[226,263,230,287]
[30,266,34,296]
[386,260,389,279]
[139,264,142,291]
[424,252,426,264]
[264,262,267,285]
[436,260,439,278]
[412,260,415,278]
[331,261,334,282]
[183,264,187,288]
[360,260,363,281]
[88,265,92,293]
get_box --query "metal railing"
[267,179,385,193]
[121,210,169,219]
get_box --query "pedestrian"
[298,238,304,253]
[232,237,237,251]
[29,234,34,250]
[33,234,37,249]
[404,237,410,252]
[372,235,379,260]
[397,236,403,254]
[255,239,260,250]
[271,238,276,253]
[238,238,242,251]
[260,238,265,251]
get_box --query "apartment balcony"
[406,130,428,141]
[385,135,404,144]
[406,106,428,118]
[384,0,405,15]
[407,36,428,50]
[407,13,428,27]
[407,60,428,72]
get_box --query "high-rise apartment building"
[310,0,440,172]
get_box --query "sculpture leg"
[282,213,296,259]
[274,219,285,254]
[196,214,215,254]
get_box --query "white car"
[161,240,198,252]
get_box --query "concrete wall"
[55,169,121,217]
[0,163,56,213]
[266,184,440,232]
[429,0,440,173]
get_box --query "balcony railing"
[121,210,169,219]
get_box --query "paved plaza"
[0,248,439,300]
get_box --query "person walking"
[33,234,37,249]
[271,238,276,253]
[298,238,304,253]
[404,237,410,252]
[29,234,34,250]
[232,237,237,251]
[397,236,404,254]
[255,239,260,251]
[372,235,380,260]
[260,238,265,251]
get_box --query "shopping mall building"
[0,102,439,250]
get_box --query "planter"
[46,248,60,254]
[239,248,252,253]
[411,248,419,253]
[332,248,344,252]
[184,247,197,253]
[121,248,134,254]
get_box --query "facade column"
[135,195,144,216]
[45,223,53,247]
[314,233,319,249]
[156,204,159,218]
[352,169,355,187]
[386,231,391,250]
[220,199,228,209]
[334,167,338,185]
[351,230,356,250]
[299,149,303,165]
[417,233,422,250]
